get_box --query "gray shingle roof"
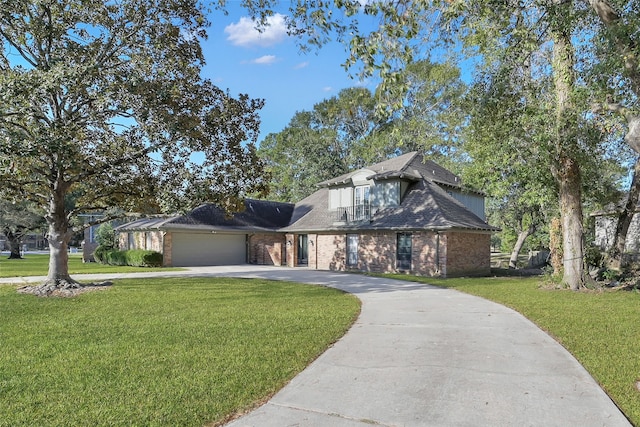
[117,199,294,232]
[117,153,496,234]
[283,152,496,233]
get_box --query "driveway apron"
[1,266,631,426]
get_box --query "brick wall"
[249,233,285,266]
[444,231,491,277]
[358,232,395,273]
[315,233,346,271]
[412,231,444,276]
[285,233,295,267]
[311,230,489,277]
[163,232,172,267]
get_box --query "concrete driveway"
[1,266,631,426]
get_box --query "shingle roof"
[283,152,496,233]
[282,179,497,233]
[117,199,294,232]
[117,153,496,234]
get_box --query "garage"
[170,232,247,267]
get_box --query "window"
[347,234,359,267]
[354,186,370,206]
[397,233,412,271]
[354,186,370,220]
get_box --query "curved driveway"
[2,266,631,426]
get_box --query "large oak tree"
[0,0,267,292]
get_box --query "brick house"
[115,152,498,277]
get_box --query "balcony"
[334,204,371,224]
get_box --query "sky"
[199,5,374,144]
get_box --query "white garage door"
[171,232,246,266]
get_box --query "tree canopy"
[0,0,267,290]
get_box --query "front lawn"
[0,253,182,277]
[0,277,360,427]
[384,273,640,426]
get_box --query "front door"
[297,234,308,266]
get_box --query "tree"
[259,111,347,202]
[587,0,640,268]
[259,60,467,202]
[258,87,382,202]
[0,200,45,259]
[362,60,468,170]
[0,0,267,292]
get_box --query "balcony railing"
[334,204,371,224]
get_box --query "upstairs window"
[354,185,370,206]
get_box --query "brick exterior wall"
[305,230,490,277]
[248,233,285,266]
[444,231,491,277]
[413,231,444,276]
[163,232,172,266]
[315,233,346,271]
[358,232,396,273]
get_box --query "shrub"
[93,246,109,264]
[105,249,128,266]
[93,248,162,267]
[584,245,604,268]
[126,250,163,267]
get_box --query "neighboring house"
[593,202,640,253]
[116,152,498,277]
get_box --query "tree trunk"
[557,158,584,289]
[5,228,23,259]
[549,217,564,275]
[551,6,584,290]
[509,224,536,269]
[44,178,76,287]
[607,157,640,269]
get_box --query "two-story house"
[115,152,497,277]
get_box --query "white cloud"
[294,61,309,70]
[252,55,278,65]
[323,86,334,92]
[225,14,288,48]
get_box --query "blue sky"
[200,6,374,144]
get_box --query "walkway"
[1,266,631,426]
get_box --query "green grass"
[0,254,182,277]
[382,273,640,426]
[0,277,360,427]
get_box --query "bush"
[126,250,163,267]
[93,246,108,264]
[93,249,162,267]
